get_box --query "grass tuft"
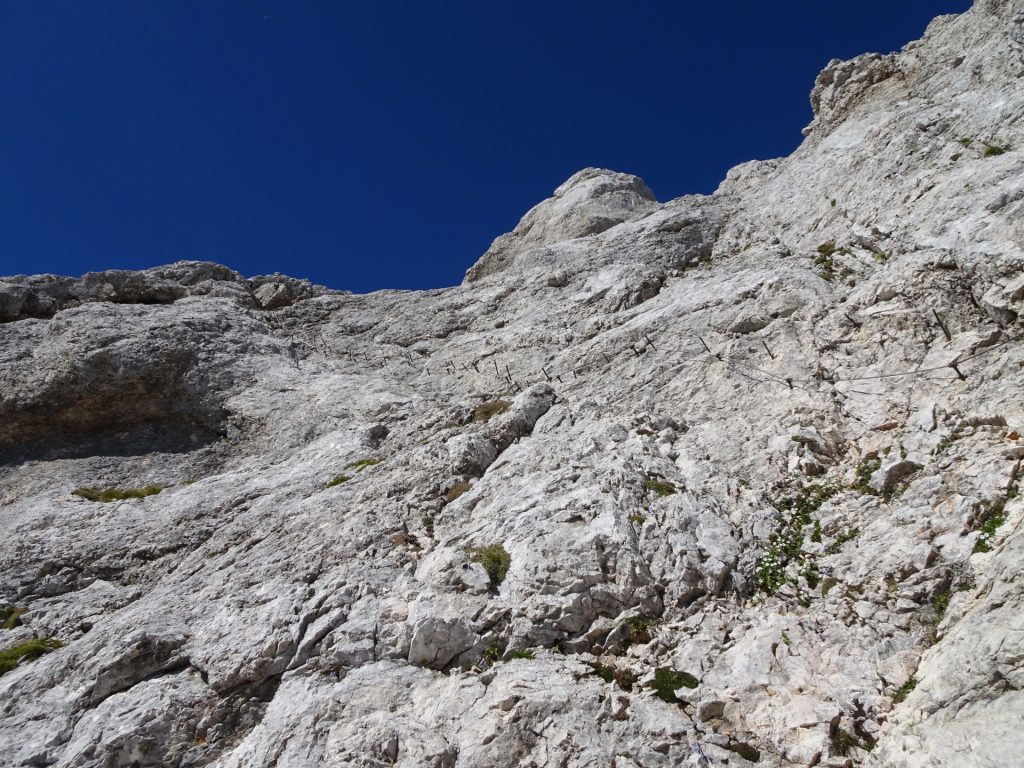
[0,637,63,676]
[643,479,677,497]
[2,607,28,630]
[325,474,351,488]
[472,400,511,423]
[892,677,917,703]
[344,458,381,471]
[931,588,951,620]
[73,485,164,502]
[831,727,867,757]
[470,544,511,586]
[445,481,472,503]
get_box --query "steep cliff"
[1,2,1023,766]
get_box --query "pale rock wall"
[1,2,1022,766]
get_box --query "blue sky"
[0,1,969,292]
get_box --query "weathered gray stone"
[1,2,1023,765]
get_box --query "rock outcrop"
[1,2,1023,766]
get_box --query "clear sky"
[0,1,970,293]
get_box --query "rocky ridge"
[1,2,1023,766]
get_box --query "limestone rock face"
[2,2,1023,766]
[464,167,661,282]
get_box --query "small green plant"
[892,677,917,703]
[0,637,63,676]
[772,480,841,522]
[2,607,27,630]
[826,528,860,555]
[73,485,164,502]
[589,663,637,691]
[628,513,646,525]
[472,399,511,423]
[821,575,839,596]
[344,458,381,471]
[983,143,1008,157]
[325,474,351,488]
[851,456,881,494]
[470,544,511,586]
[445,481,471,503]
[622,616,653,647]
[650,668,698,703]
[507,649,534,660]
[813,248,841,281]
[973,496,1009,553]
[931,587,951,620]
[958,137,973,147]
[811,519,822,543]
[756,480,840,595]
[755,525,804,595]
[831,727,867,757]
[801,564,821,590]
[643,479,676,497]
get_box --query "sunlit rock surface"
[2,2,1023,765]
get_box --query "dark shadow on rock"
[0,416,223,465]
